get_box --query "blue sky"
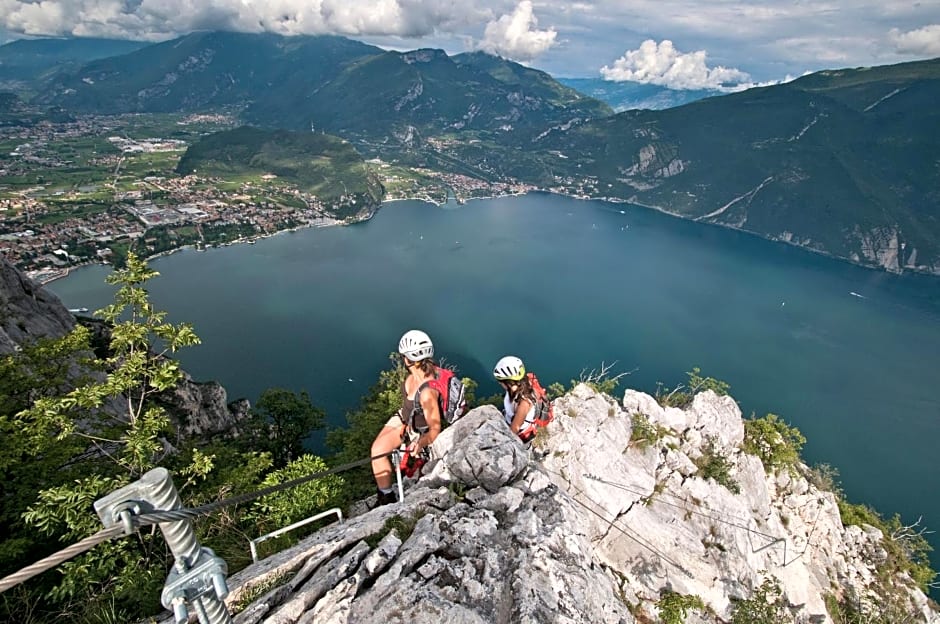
[1,0,939,88]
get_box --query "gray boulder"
[438,406,529,493]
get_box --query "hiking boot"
[375,488,398,507]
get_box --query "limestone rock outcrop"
[547,385,938,623]
[227,388,938,624]
[225,406,633,624]
[155,370,251,437]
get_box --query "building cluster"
[1,169,338,279]
[0,113,555,281]
[1,206,144,277]
[373,156,534,203]
[1,117,111,142]
[107,136,187,153]
[421,169,534,200]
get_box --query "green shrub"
[629,412,667,450]
[231,571,290,615]
[577,362,630,395]
[687,367,730,396]
[807,463,842,496]
[549,362,631,399]
[730,576,789,624]
[838,501,882,528]
[365,512,426,548]
[546,382,566,401]
[585,376,621,396]
[531,425,552,450]
[655,367,729,408]
[826,588,925,624]
[656,591,705,624]
[694,436,740,494]
[654,382,693,409]
[642,480,667,506]
[246,455,345,531]
[837,501,936,593]
[742,413,805,475]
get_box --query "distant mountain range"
[0,37,146,86]
[32,32,610,144]
[558,77,722,111]
[537,59,940,273]
[3,33,939,274]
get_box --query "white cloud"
[889,24,940,56]
[600,39,752,90]
[478,0,557,62]
[1,1,939,82]
[0,0,485,40]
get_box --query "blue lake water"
[48,193,940,578]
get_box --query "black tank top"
[401,378,416,426]
[402,375,433,432]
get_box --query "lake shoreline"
[543,190,940,279]
[33,187,940,288]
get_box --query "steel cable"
[582,473,828,566]
[0,525,125,593]
[583,473,780,541]
[543,467,694,577]
[134,454,381,526]
[0,451,395,594]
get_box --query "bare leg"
[371,425,402,490]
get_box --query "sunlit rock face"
[227,406,633,624]
[545,385,938,623]
[220,387,939,624]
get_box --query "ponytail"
[417,358,438,377]
[511,375,536,403]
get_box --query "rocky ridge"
[224,386,938,623]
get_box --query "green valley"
[176,126,384,218]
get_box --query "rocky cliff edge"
[226,385,938,624]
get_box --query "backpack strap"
[411,376,443,433]
[416,380,432,399]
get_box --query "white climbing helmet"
[398,329,434,361]
[493,355,526,381]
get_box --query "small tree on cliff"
[13,252,204,617]
[1,254,344,622]
[240,388,326,468]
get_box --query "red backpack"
[527,372,554,427]
[409,366,467,432]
